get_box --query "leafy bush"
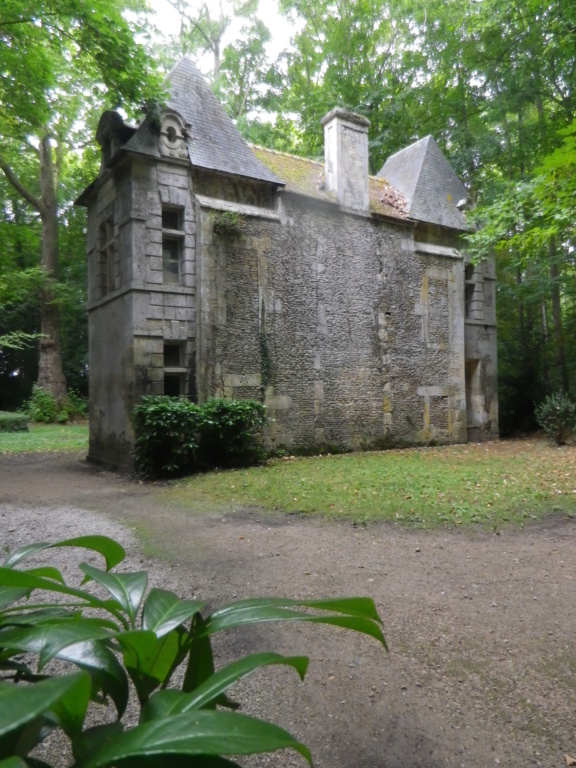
[198,398,267,468]
[64,389,88,421]
[0,411,29,432]
[0,536,386,767]
[134,395,201,478]
[25,386,88,424]
[26,385,60,423]
[133,397,266,477]
[534,392,576,445]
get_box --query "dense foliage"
[535,392,576,445]
[0,535,386,766]
[133,396,266,477]
[3,0,576,431]
[25,386,87,424]
[0,0,163,405]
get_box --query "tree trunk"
[548,242,569,394]
[37,135,67,403]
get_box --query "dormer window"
[159,112,189,159]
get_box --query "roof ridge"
[250,144,324,167]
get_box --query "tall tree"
[0,0,161,402]
[167,0,258,77]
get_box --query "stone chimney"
[321,108,370,211]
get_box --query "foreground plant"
[0,536,386,767]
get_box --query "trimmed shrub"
[133,396,267,477]
[534,392,576,445]
[198,397,266,468]
[133,395,201,478]
[0,411,29,432]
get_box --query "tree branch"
[0,153,42,213]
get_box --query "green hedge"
[133,396,267,478]
[0,411,29,432]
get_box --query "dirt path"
[1,450,575,768]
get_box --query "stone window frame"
[161,206,185,285]
[163,341,187,396]
[464,263,475,319]
[99,218,115,297]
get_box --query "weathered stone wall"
[197,187,468,451]
[464,255,499,439]
[85,151,495,466]
[86,157,197,466]
[88,295,135,466]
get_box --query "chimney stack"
[321,108,370,211]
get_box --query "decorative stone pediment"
[159,112,190,159]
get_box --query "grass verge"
[170,437,576,528]
[0,422,89,454]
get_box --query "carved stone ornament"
[158,113,189,159]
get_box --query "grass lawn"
[170,437,576,528]
[0,423,89,454]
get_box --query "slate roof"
[377,136,469,231]
[252,146,407,220]
[124,58,283,185]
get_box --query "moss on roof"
[251,145,407,219]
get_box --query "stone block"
[146,305,164,320]
[146,271,163,285]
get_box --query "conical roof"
[378,136,468,230]
[125,58,283,185]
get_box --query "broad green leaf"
[211,596,382,623]
[0,758,28,768]
[82,711,312,767]
[0,621,113,670]
[142,588,204,637]
[3,537,125,571]
[115,629,186,705]
[25,568,65,584]
[0,608,110,628]
[79,564,147,624]
[203,598,386,648]
[182,613,214,693]
[0,568,124,622]
[0,587,30,612]
[0,672,90,751]
[72,722,124,765]
[58,640,129,716]
[118,757,240,767]
[117,756,241,768]
[143,653,308,721]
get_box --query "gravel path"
[1,450,575,768]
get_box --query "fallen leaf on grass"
[563,755,576,766]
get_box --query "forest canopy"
[1,0,574,432]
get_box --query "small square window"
[164,373,182,396]
[162,208,181,230]
[163,343,181,368]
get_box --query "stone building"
[77,57,498,468]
